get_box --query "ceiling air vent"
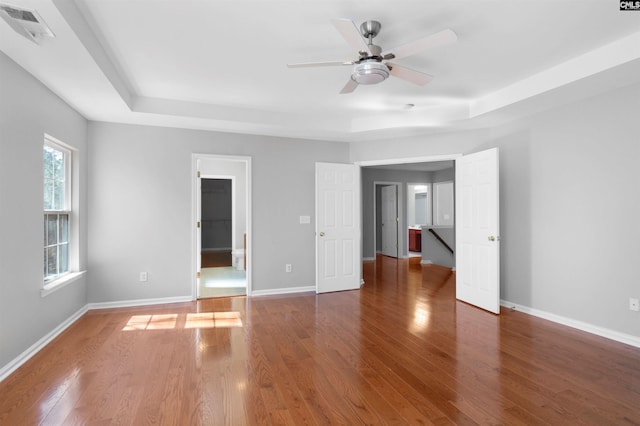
[0,3,55,44]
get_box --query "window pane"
[59,214,69,243]
[47,215,58,246]
[44,179,53,210]
[44,248,47,276]
[53,149,64,181]
[59,243,68,273]
[44,146,54,179]
[53,180,64,210]
[47,246,57,276]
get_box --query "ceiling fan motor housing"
[360,20,381,39]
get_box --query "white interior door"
[455,148,500,314]
[316,162,361,293]
[381,185,398,257]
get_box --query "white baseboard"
[251,286,315,297]
[87,295,193,310]
[501,300,640,349]
[0,305,88,382]
[420,259,433,265]
[363,257,375,262]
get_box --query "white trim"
[251,286,315,297]
[420,259,434,265]
[0,304,88,382]
[363,257,375,262]
[355,154,461,168]
[41,270,86,297]
[501,300,640,349]
[87,296,193,311]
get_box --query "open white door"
[195,160,202,297]
[455,148,500,314]
[316,162,361,293]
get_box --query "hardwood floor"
[201,251,232,268]
[1,256,639,424]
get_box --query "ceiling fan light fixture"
[351,61,389,85]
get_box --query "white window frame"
[42,135,84,296]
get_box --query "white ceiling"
[1,0,639,142]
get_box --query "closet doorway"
[200,177,245,297]
[193,154,251,299]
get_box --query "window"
[43,139,71,282]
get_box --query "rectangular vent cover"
[0,3,54,44]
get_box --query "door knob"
[488,236,498,241]
[319,232,325,237]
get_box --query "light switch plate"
[299,215,311,224]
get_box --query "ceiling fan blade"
[331,18,372,56]
[388,63,434,86]
[287,61,353,68]
[340,79,358,94]
[383,29,457,60]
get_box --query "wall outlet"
[630,298,639,312]
[285,264,292,273]
[139,272,148,282]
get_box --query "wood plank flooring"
[1,255,639,424]
[201,251,232,268]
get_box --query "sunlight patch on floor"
[123,312,243,330]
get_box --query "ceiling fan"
[287,19,457,94]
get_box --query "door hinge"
[197,221,201,228]
[197,171,201,178]
[197,271,201,279]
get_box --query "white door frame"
[192,154,252,299]
[373,181,401,258]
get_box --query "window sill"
[41,271,86,298]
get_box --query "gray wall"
[351,83,640,338]
[433,167,455,183]
[361,168,431,259]
[422,227,455,268]
[0,52,88,369]
[87,122,349,302]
